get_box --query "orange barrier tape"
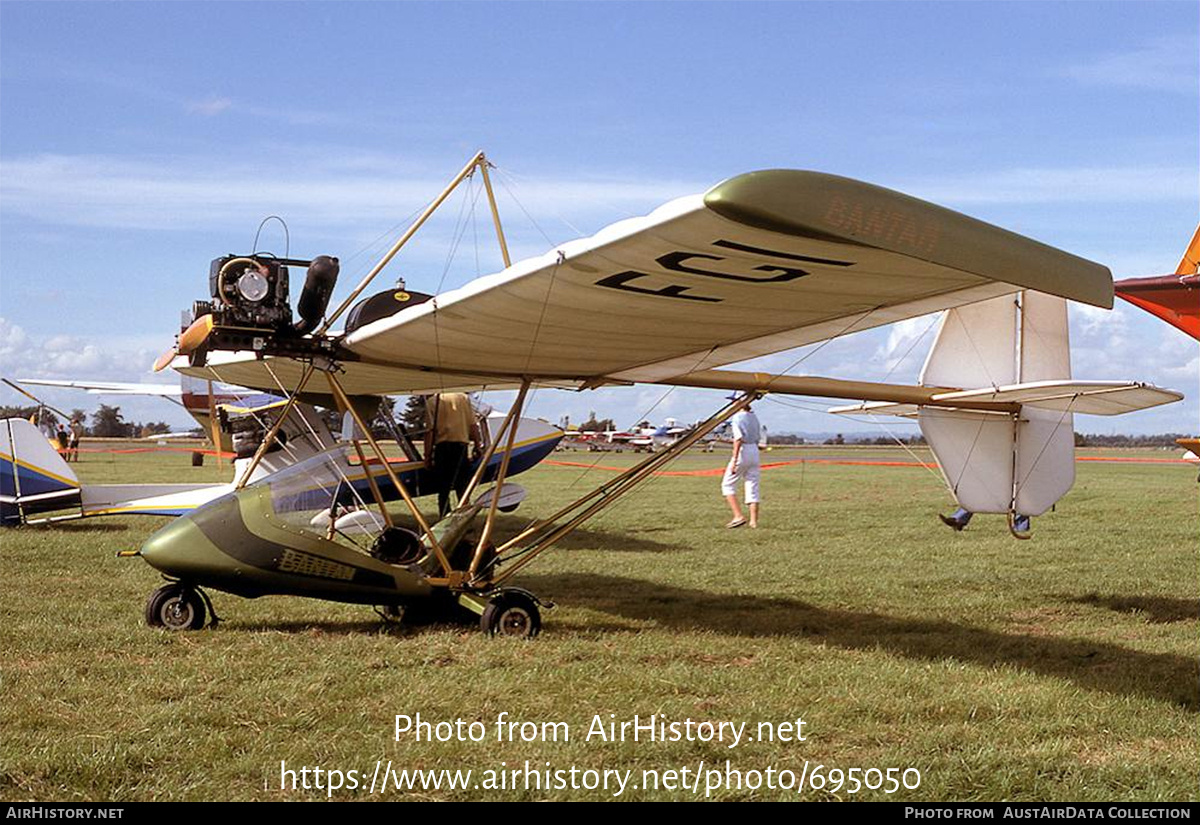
[545,454,1192,476]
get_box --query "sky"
[1,1,1197,437]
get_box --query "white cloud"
[1062,36,1200,94]
[0,152,703,234]
[0,316,189,426]
[187,96,233,116]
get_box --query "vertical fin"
[1,418,82,524]
[918,292,1076,517]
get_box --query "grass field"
[2,442,1197,801]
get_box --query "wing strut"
[323,371,452,578]
[318,150,511,335]
[467,392,756,590]
[467,379,530,579]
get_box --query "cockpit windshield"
[251,445,383,541]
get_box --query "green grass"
[1,443,1196,801]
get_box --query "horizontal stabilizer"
[828,401,921,418]
[831,380,1182,417]
[79,483,231,518]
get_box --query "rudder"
[918,292,1075,516]
[1,418,82,525]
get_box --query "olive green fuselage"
[139,487,460,606]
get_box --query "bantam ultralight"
[130,152,1182,637]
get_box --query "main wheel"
[480,591,541,639]
[145,584,206,630]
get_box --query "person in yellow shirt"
[424,393,482,516]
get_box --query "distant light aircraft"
[115,154,1179,636]
[16,375,268,452]
[564,419,690,452]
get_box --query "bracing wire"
[1014,396,1079,491]
[431,173,485,376]
[762,394,947,487]
[211,362,378,544]
[493,167,581,247]
[879,314,941,384]
[764,307,881,379]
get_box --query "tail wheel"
[145,584,206,631]
[481,591,541,639]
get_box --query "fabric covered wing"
[181,170,1113,395]
[345,171,1111,383]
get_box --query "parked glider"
[129,155,1181,636]
[16,375,265,452]
[1,391,561,526]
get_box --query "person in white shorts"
[721,397,762,529]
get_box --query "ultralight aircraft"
[124,153,1181,637]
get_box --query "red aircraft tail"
[1113,223,1200,341]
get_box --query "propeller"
[152,314,215,372]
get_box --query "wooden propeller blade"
[153,315,213,372]
[176,314,215,356]
[152,346,178,373]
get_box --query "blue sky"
[1,1,1196,435]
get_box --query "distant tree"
[1074,432,1187,448]
[91,404,131,438]
[138,422,171,437]
[579,411,615,432]
[0,405,58,431]
[859,435,926,446]
[400,395,428,433]
[70,409,89,434]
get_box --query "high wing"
[18,378,184,397]
[178,170,1113,394]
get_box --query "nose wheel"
[480,590,542,639]
[145,583,208,630]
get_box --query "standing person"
[55,424,69,457]
[67,421,83,462]
[424,392,482,517]
[721,396,762,529]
